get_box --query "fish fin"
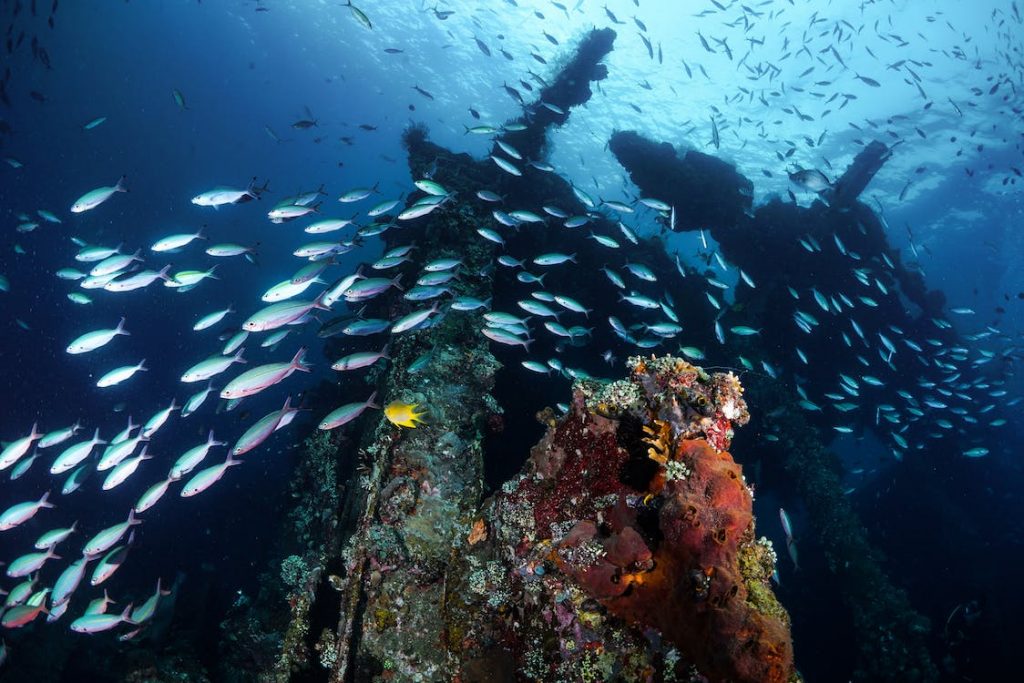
[116,317,130,336]
[366,391,381,410]
[120,603,135,624]
[115,175,128,193]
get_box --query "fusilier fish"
[104,266,172,292]
[70,604,135,634]
[231,396,295,456]
[96,360,147,388]
[90,250,143,277]
[191,178,265,207]
[71,176,128,213]
[38,422,82,449]
[1,423,43,470]
[181,348,246,383]
[66,317,129,354]
[391,304,439,334]
[171,431,226,478]
[102,446,154,490]
[90,533,134,586]
[51,429,106,474]
[0,491,55,530]
[52,554,92,607]
[135,475,179,513]
[82,510,141,556]
[243,299,328,332]
[180,454,242,497]
[142,400,179,438]
[7,547,61,577]
[193,306,234,331]
[182,382,216,417]
[151,229,205,252]
[319,392,380,430]
[220,347,310,399]
[332,346,390,371]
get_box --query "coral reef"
[474,356,798,683]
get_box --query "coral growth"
[486,355,798,683]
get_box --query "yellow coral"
[642,419,673,465]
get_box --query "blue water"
[1,1,1023,680]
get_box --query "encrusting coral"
[475,355,799,682]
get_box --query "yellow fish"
[384,401,428,428]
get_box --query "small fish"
[71,175,128,213]
[384,401,429,428]
[96,360,147,388]
[82,510,141,557]
[788,168,831,192]
[220,348,310,399]
[854,73,881,87]
[172,88,188,110]
[70,604,135,634]
[0,491,54,530]
[180,454,242,497]
[319,392,380,430]
[491,155,522,176]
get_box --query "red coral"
[545,431,794,682]
[528,413,631,536]
[496,360,793,682]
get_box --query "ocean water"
[1,0,1022,681]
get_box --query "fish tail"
[116,317,130,336]
[366,391,381,410]
[290,347,309,371]
[115,175,128,193]
[120,603,135,624]
[38,489,54,508]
